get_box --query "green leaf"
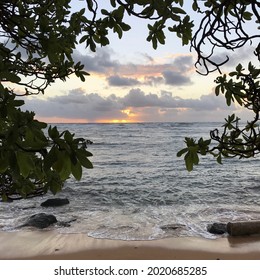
[171,7,186,14]
[86,0,93,10]
[100,36,109,46]
[23,128,47,150]
[114,6,125,21]
[16,151,35,178]
[215,85,220,96]
[120,22,131,31]
[243,11,252,20]
[71,160,83,180]
[147,24,153,30]
[64,130,74,143]
[79,73,86,82]
[170,13,180,21]
[47,173,63,194]
[48,50,58,64]
[110,0,116,7]
[189,147,199,165]
[234,93,243,106]
[184,152,193,171]
[79,35,89,44]
[53,152,71,180]
[229,71,237,77]
[101,9,110,16]
[44,146,59,170]
[216,154,222,164]
[205,1,212,7]
[48,126,59,139]
[177,148,188,157]
[114,24,123,39]
[12,100,24,107]
[152,36,158,49]
[21,181,35,196]
[77,151,93,169]
[157,31,165,44]
[2,72,21,83]
[192,1,198,11]
[0,156,9,173]
[236,64,243,72]
[229,114,235,122]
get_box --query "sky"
[21,1,259,123]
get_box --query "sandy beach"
[0,231,260,260]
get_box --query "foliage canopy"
[0,0,259,200]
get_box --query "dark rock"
[207,223,227,234]
[41,198,69,207]
[160,223,186,231]
[21,213,57,229]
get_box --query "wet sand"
[0,231,260,259]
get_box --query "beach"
[0,231,260,260]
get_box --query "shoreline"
[0,231,260,259]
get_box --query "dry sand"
[0,231,260,260]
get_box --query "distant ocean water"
[0,122,260,240]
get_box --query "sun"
[111,119,128,123]
[96,108,140,123]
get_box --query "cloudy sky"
[22,1,258,123]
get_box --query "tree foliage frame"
[0,0,259,200]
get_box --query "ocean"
[0,122,260,240]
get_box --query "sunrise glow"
[112,119,128,123]
[21,5,256,124]
[37,116,88,123]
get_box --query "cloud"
[144,76,164,86]
[162,70,192,85]
[73,48,120,73]
[161,55,193,85]
[24,89,124,122]
[172,55,194,72]
[74,48,194,87]
[141,53,154,63]
[121,89,162,107]
[107,75,141,86]
[23,87,237,123]
[121,88,231,111]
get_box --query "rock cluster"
[15,197,260,236]
[17,197,75,229]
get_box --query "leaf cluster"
[76,0,194,52]
[0,0,89,95]
[0,87,93,200]
[116,0,194,48]
[177,137,211,171]
[177,62,260,171]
